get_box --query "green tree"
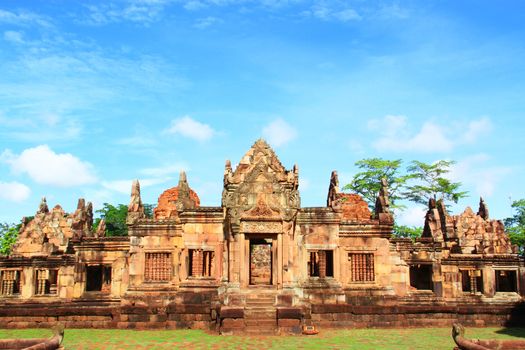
[93,203,154,236]
[0,222,20,256]
[144,204,154,219]
[393,224,423,240]
[343,158,410,210]
[504,199,525,255]
[94,203,129,236]
[404,160,469,206]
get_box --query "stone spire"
[95,218,106,238]
[374,178,393,223]
[175,171,197,211]
[224,159,233,185]
[477,197,489,220]
[71,198,93,238]
[327,170,340,207]
[126,180,145,224]
[37,197,49,214]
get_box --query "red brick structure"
[0,139,523,333]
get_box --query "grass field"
[0,327,524,349]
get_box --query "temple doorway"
[249,238,273,285]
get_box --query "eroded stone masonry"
[0,140,524,334]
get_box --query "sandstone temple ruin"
[0,140,523,333]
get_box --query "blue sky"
[0,0,524,226]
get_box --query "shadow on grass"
[495,327,525,338]
[501,301,525,336]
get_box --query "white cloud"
[102,178,170,194]
[302,4,361,22]
[140,163,188,177]
[369,115,492,153]
[82,1,172,25]
[165,116,215,141]
[0,9,52,27]
[184,0,207,10]
[463,116,492,143]
[194,16,221,29]
[1,145,97,187]
[334,8,361,22]
[0,181,31,202]
[3,30,25,44]
[262,118,297,147]
[395,206,427,227]
[450,154,511,198]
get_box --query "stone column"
[334,246,341,281]
[483,266,495,297]
[277,233,283,288]
[216,241,224,281]
[238,233,245,287]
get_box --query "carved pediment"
[222,139,300,229]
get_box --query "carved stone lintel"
[241,221,283,233]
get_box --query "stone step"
[245,319,276,326]
[245,310,276,319]
[246,299,275,304]
[244,328,278,336]
[246,298,275,303]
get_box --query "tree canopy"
[393,224,423,240]
[343,158,411,210]
[404,160,469,206]
[504,199,525,255]
[345,157,468,211]
[345,158,468,239]
[93,203,154,236]
[0,222,20,256]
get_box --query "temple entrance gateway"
[249,238,273,285]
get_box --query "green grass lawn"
[0,327,524,349]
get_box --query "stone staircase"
[243,291,277,335]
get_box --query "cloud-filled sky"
[0,0,524,226]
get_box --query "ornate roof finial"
[374,177,393,223]
[477,197,489,220]
[127,180,145,225]
[37,197,49,214]
[175,171,198,211]
[327,170,340,207]
[95,218,106,238]
[179,171,188,185]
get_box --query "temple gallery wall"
[0,139,523,334]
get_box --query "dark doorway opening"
[410,264,433,291]
[86,265,111,292]
[249,238,272,285]
[496,270,517,292]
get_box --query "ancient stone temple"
[0,139,523,333]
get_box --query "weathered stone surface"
[11,197,93,257]
[0,139,522,333]
[126,180,145,224]
[153,171,201,222]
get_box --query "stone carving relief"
[241,221,283,233]
[423,197,516,254]
[127,180,145,224]
[222,139,300,234]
